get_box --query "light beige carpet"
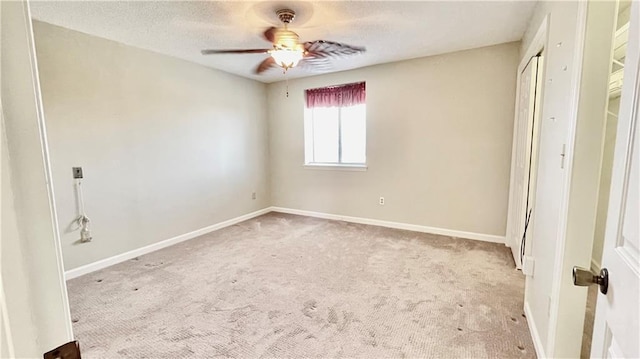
[67,213,535,358]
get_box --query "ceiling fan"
[201,9,366,74]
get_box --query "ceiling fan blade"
[201,49,271,55]
[298,57,332,72]
[303,40,366,60]
[256,57,277,74]
[263,27,277,43]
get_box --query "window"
[304,82,366,166]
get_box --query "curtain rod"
[305,81,365,91]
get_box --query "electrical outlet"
[252,192,257,200]
[379,197,385,205]
[72,167,83,179]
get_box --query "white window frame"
[303,104,367,171]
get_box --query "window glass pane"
[340,104,366,163]
[312,107,339,163]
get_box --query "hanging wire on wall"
[75,178,93,242]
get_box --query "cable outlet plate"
[72,167,83,179]
[379,197,385,205]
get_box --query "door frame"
[1,0,73,353]
[20,0,74,341]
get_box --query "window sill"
[303,163,368,171]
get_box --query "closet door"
[509,56,540,268]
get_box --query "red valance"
[305,82,366,108]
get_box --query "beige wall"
[33,21,270,271]
[268,42,519,237]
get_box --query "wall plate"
[72,167,83,179]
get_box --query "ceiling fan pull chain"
[285,70,289,98]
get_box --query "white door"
[509,56,541,268]
[591,2,640,357]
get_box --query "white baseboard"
[64,207,271,280]
[66,206,505,280]
[270,207,505,244]
[524,301,546,358]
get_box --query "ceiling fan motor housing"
[276,9,295,24]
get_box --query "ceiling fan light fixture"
[200,7,365,77]
[270,48,304,70]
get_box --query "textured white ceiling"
[30,1,536,83]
